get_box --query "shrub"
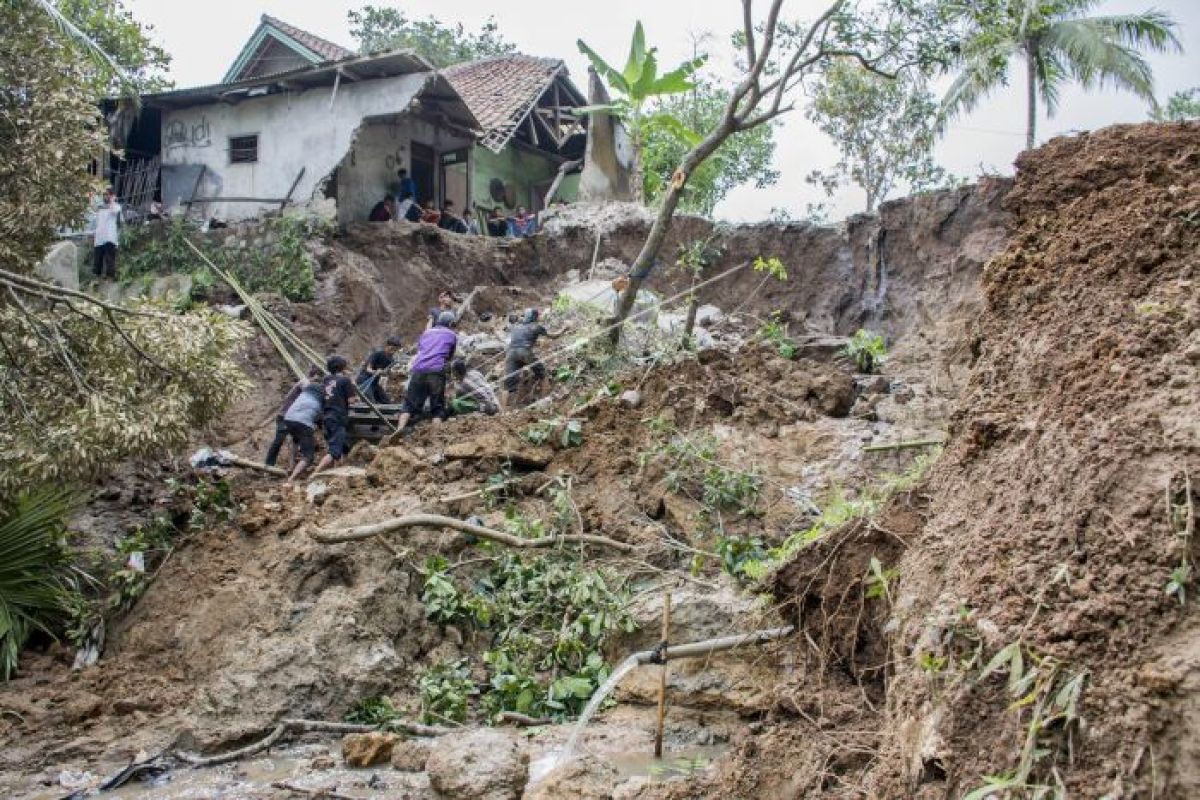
[842,329,887,373]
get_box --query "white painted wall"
[334,116,472,224]
[160,73,433,222]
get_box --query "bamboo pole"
[654,592,671,758]
[862,438,945,453]
[634,626,794,665]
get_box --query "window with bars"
[229,134,258,164]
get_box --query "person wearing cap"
[266,365,324,467]
[356,334,403,404]
[394,312,458,434]
[501,308,567,410]
[426,290,458,330]
[311,355,356,478]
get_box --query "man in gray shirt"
[502,308,565,409]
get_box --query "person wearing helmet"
[311,355,356,478]
[356,334,403,404]
[394,311,458,434]
[502,308,566,410]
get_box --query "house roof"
[223,14,355,83]
[443,55,587,153]
[141,50,478,132]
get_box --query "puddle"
[528,744,728,785]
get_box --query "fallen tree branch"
[311,513,636,553]
[497,711,554,727]
[862,438,945,453]
[175,717,447,768]
[220,453,287,477]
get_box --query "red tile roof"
[262,14,354,64]
[444,55,566,152]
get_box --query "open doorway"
[441,148,469,215]
[410,142,436,206]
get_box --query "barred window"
[229,134,258,164]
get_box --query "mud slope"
[725,123,1200,799]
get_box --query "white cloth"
[94,202,121,246]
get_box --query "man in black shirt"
[312,355,356,478]
[356,335,402,404]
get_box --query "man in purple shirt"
[394,311,458,434]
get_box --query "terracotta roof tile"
[262,14,355,64]
[444,55,564,152]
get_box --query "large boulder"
[425,728,527,800]
[36,240,80,290]
[342,731,399,767]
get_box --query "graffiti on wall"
[165,116,212,150]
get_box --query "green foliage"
[643,79,779,215]
[806,60,951,212]
[58,0,172,94]
[108,514,175,613]
[1,1,107,272]
[121,216,319,303]
[521,418,583,449]
[348,6,515,66]
[752,256,787,281]
[419,546,633,722]
[716,536,767,579]
[944,0,1181,146]
[842,329,888,373]
[864,556,898,603]
[1164,472,1194,605]
[0,490,75,680]
[656,431,763,518]
[967,641,1087,797]
[1151,87,1200,122]
[345,695,401,726]
[578,22,706,201]
[756,311,798,360]
[418,659,476,724]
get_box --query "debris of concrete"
[619,389,642,408]
[217,304,248,319]
[390,738,431,772]
[306,481,329,505]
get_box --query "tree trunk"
[608,123,731,345]
[1025,45,1037,151]
[681,272,700,347]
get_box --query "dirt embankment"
[696,123,1200,799]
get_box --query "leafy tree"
[643,79,779,216]
[1151,87,1200,122]
[605,0,959,344]
[57,0,172,93]
[578,21,706,202]
[806,60,949,212]
[0,1,252,497]
[347,6,515,66]
[943,0,1181,150]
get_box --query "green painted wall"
[469,144,577,216]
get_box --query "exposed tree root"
[311,513,636,553]
[175,718,447,768]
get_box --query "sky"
[124,0,1199,222]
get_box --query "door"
[441,148,469,215]
[410,142,436,206]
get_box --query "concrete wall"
[469,144,573,220]
[160,73,431,222]
[334,116,472,225]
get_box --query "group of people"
[369,166,541,238]
[266,289,562,484]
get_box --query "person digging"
[393,311,458,436]
[266,365,324,468]
[280,375,326,487]
[355,334,402,404]
[311,355,356,479]
[501,308,567,410]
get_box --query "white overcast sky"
[125,0,1198,222]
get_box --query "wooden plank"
[280,166,307,210]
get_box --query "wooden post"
[654,592,671,758]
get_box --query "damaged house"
[117,15,590,226]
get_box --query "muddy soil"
[1,160,1020,797]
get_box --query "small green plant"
[756,310,798,359]
[716,535,767,578]
[1164,471,1194,605]
[917,651,948,674]
[752,255,788,280]
[421,556,463,623]
[345,695,401,725]
[0,490,76,680]
[864,556,897,603]
[842,329,887,373]
[418,659,477,724]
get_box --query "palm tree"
[944,0,1181,149]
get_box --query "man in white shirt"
[93,187,121,279]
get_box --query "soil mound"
[743,123,1200,798]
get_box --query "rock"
[794,334,850,362]
[425,728,527,800]
[305,481,329,505]
[149,274,193,300]
[525,754,620,800]
[892,384,916,404]
[112,697,154,715]
[342,731,400,768]
[861,375,891,395]
[444,438,552,469]
[216,304,248,319]
[61,693,104,723]
[619,389,642,408]
[36,240,80,290]
[310,754,336,770]
[390,738,431,772]
[695,304,724,326]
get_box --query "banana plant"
[577,22,706,202]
